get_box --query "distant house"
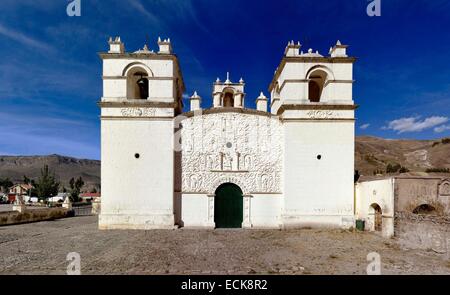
[79,192,101,202]
[48,192,69,203]
[8,184,32,203]
[9,184,32,195]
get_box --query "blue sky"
[0,0,449,160]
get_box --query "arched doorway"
[370,204,382,232]
[214,183,243,228]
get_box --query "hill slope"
[0,155,100,191]
[355,136,450,176]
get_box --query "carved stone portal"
[181,113,283,194]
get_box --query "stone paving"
[0,216,449,275]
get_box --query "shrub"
[399,166,410,173]
[386,163,401,174]
[426,168,450,173]
[442,138,450,144]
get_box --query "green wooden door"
[214,183,243,228]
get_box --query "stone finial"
[330,40,348,57]
[239,77,244,84]
[285,40,301,57]
[216,77,221,83]
[134,44,153,54]
[190,91,201,111]
[225,72,231,84]
[256,91,268,112]
[257,92,267,100]
[108,36,125,54]
[191,91,200,99]
[308,48,313,53]
[158,37,173,54]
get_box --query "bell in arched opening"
[136,77,149,99]
[223,92,234,107]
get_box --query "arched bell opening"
[126,66,149,100]
[223,92,235,107]
[307,69,328,102]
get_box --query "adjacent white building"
[99,37,357,230]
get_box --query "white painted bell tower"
[99,37,185,229]
[212,73,246,108]
[269,40,357,228]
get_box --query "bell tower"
[99,37,185,229]
[212,73,246,108]
[269,40,357,228]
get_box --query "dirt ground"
[0,216,449,275]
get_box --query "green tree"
[69,177,84,202]
[33,165,59,200]
[23,175,31,184]
[0,178,13,194]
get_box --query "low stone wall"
[0,208,70,226]
[395,212,450,254]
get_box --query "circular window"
[226,142,233,148]
[135,153,140,159]
[317,155,322,160]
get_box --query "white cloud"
[125,0,208,33]
[360,123,370,130]
[434,125,450,133]
[127,0,160,24]
[0,23,52,51]
[384,116,449,134]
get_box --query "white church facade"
[99,37,357,230]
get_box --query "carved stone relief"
[306,110,335,119]
[120,108,156,117]
[181,113,283,194]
